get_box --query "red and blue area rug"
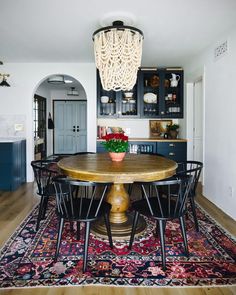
[0,200,236,288]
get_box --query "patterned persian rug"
[0,199,236,288]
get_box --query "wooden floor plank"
[0,183,235,295]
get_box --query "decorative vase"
[109,152,126,162]
[169,130,178,139]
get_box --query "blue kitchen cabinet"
[0,139,26,191]
[156,141,187,162]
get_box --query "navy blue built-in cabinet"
[0,138,26,191]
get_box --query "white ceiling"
[1,0,236,67]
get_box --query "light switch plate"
[14,124,24,131]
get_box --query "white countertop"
[0,137,26,143]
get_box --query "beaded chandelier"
[93,21,144,92]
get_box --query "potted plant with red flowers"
[101,133,129,162]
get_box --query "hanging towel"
[48,112,54,129]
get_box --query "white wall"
[184,25,236,220]
[0,63,96,182]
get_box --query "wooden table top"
[58,153,177,184]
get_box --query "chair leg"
[36,196,47,231]
[55,218,64,260]
[104,213,113,248]
[179,216,189,257]
[156,220,166,236]
[185,211,189,220]
[70,222,74,233]
[156,220,159,236]
[189,197,199,232]
[76,221,80,240]
[41,196,49,219]
[158,219,166,271]
[128,211,140,249]
[83,221,91,273]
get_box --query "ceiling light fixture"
[48,75,65,84]
[64,79,73,84]
[67,87,79,96]
[93,20,144,92]
[0,74,10,87]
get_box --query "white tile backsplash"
[97,118,179,138]
[0,115,26,137]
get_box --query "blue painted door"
[54,100,87,154]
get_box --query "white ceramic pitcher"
[170,73,180,87]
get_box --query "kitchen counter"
[0,137,26,142]
[97,137,187,142]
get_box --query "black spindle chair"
[129,175,193,270]
[128,152,165,199]
[31,160,65,231]
[176,161,203,231]
[53,175,113,272]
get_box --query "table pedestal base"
[92,183,146,239]
[91,213,146,240]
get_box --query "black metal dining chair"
[128,175,193,270]
[176,161,203,231]
[31,160,66,231]
[49,152,95,162]
[128,152,165,199]
[53,175,113,272]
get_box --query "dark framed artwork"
[149,120,172,138]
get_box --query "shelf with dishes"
[100,96,116,116]
[121,91,138,115]
[138,68,183,118]
[97,68,183,119]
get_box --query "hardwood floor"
[0,183,235,295]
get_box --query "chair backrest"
[139,175,193,219]
[53,175,110,221]
[31,160,59,196]
[176,161,203,197]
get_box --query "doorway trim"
[186,72,206,185]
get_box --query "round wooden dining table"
[58,153,177,239]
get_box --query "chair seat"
[56,198,112,221]
[37,183,69,197]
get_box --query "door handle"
[77,125,80,132]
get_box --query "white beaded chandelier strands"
[93,21,144,91]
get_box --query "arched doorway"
[33,74,87,159]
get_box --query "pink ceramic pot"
[109,152,126,162]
